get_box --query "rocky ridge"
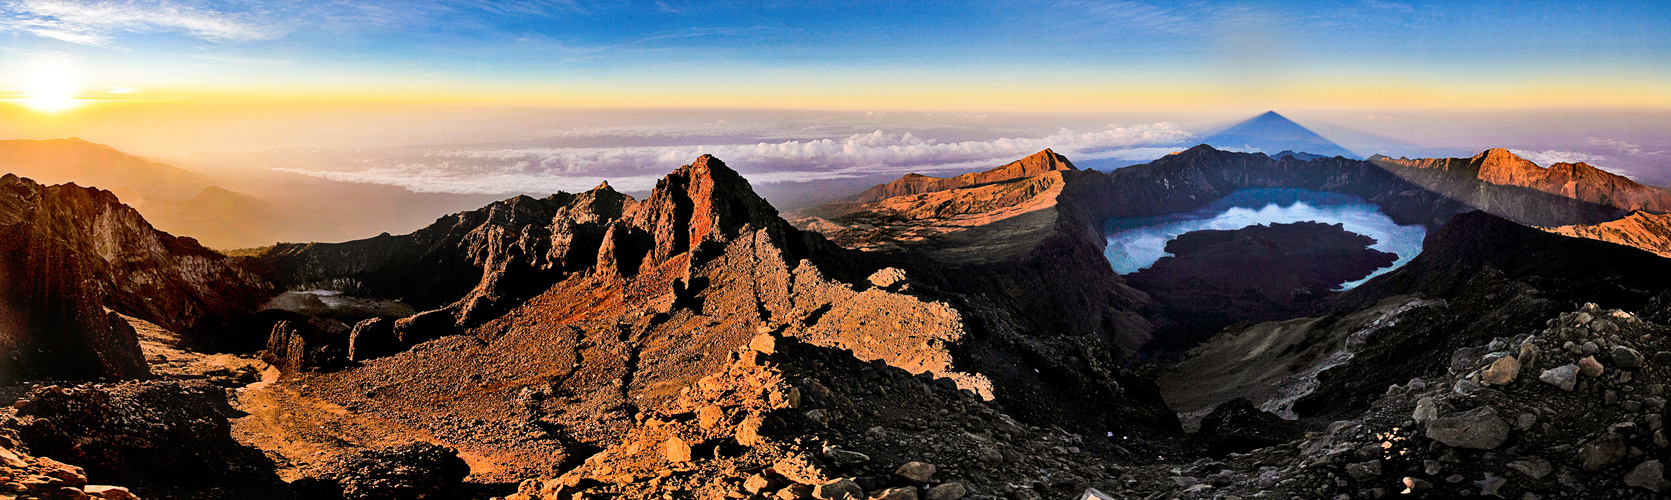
[0,174,271,381]
[1371,148,1671,221]
[1547,210,1671,259]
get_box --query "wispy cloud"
[1509,149,1608,168]
[1056,0,1198,36]
[1588,137,1665,157]
[0,0,284,47]
[273,123,1196,195]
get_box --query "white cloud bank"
[275,123,1195,195]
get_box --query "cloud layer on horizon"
[273,123,1195,195]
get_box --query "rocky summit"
[1,144,1670,500]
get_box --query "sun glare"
[17,65,84,113]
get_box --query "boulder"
[926,483,968,500]
[1425,406,1510,449]
[348,317,400,361]
[773,453,830,485]
[1579,433,1628,471]
[290,442,469,500]
[262,317,350,375]
[871,487,918,500]
[1612,346,1645,369]
[664,436,692,463]
[1626,460,1669,493]
[896,461,937,484]
[12,381,290,497]
[391,308,464,347]
[1540,365,1579,391]
[1479,355,1519,385]
[813,479,864,500]
[1194,398,1305,456]
[1578,355,1605,377]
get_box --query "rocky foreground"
[3,146,1671,499]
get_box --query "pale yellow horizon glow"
[2,75,1667,155]
[11,62,87,113]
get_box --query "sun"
[16,65,84,113]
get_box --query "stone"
[777,484,814,500]
[976,447,1004,466]
[824,447,870,466]
[1540,365,1579,391]
[1519,344,1540,370]
[813,479,864,500]
[745,475,775,494]
[1579,356,1605,377]
[1401,477,1431,494]
[1515,413,1537,431]
[0,447,27,468]
[871,487,918,500]
[1655,351,1671,365]
[1579,434,1628,471]
[1480,356,1520,385]
[1412,398,1440,424]
[1346,460,1382,480]
[1613,346,1645,369]
[774,453,831,485]
[1625,460,1669,493]
[867,267,908,289]
[698,405,725,430]
[290,442,470,500]
[926,483,968,500]
[749,334,778,355]
[895,462,937,484]
[84,486,136,500]
[737,414,767,446]
[1475,473,1505,497]
[1425,406,1511,449]
[664,436,692,462]
[1508,458,1551,480]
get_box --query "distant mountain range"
[0,139,502,249]
[1200,111,1360,159]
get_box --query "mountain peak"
[1201,112,1357,159]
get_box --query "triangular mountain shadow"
[1201,111,1359,159]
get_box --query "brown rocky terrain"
[3,144,1671,500]
[237,153,1179,492]
[1548,210,1671,258]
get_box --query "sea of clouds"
[270,122,1196,195]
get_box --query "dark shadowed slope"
[0,174,272,380]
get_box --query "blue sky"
[0,0,1666,106]
[0,1,1668,194]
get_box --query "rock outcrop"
[1547,210,1671,259]
[1374,148,1671,214]
[12,381,293,499]
[289,442,470,500]
[849,149,1078,203]
[242,154,1180,485]
[0,174,272,380]
[1118,303,1671,499]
